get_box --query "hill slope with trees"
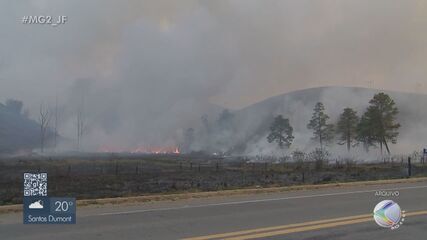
[0,100,40,154]
[189,87,427,156]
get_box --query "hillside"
[229,86,427,155]
[0,103,40,153]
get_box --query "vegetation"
[217,109,234,131]
[307,102,334,149]
[1,155,425,205]
[267,115,294,150]
[308,148,331,170]
[38,103,51,153]
[261,93,400,156]
[215,109,236,151]
[1,91,402,157]
[336,108,359,152]
[182,128,195,153]
[0,99,40,153]
[357,93,400,154]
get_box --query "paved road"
[1,180,427,240]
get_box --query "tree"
[54,95,60,150]
[336,108,359,152]
[267,115,294,149]
[5,99,23,114]
[215,109,235,151]
[39,103,51,153]
[217,109,234,131]
[358,93,400,155]
[307,102,334,149]
[200,114,211,151]
[76,108,85,151]
[183,128,195,153]
[356,111,377,152]
[201,114,210,134]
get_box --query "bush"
[308,148,330,170]
[292,150,306,170]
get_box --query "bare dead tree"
[54,95,59,150]
[76,104,86,151]
[76,110,82,151]
[39,103,51,153]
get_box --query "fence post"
[408,157,412,178]
[423,150,426,164]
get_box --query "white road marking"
[89,185,427,217]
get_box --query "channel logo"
[373,200,405,230]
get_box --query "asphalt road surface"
[1,180,427,240]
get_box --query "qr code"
[23,173,48,196]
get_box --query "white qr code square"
[23,173,48,196]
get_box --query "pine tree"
[360,93,400,154]
[307,102,334,149]
[336,108,359,152]
[369,93,400,154]
[356,110,378,152]
[267,115,294,149]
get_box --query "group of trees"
[13,97,86,153]
[37,98,63,153]
[267,92,401,155]
[182,109,237,153]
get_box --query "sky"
[1,0,427,149]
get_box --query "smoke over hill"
[187,87,427,157]
[2,1,427,155]
[1,86,426,157]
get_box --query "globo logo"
[373,200,403,229]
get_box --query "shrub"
[308,148,330,170]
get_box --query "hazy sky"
[1,0,427,148]
[1,0,427,109]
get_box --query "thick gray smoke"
[1,1,427,153]
[236,87,427,159]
